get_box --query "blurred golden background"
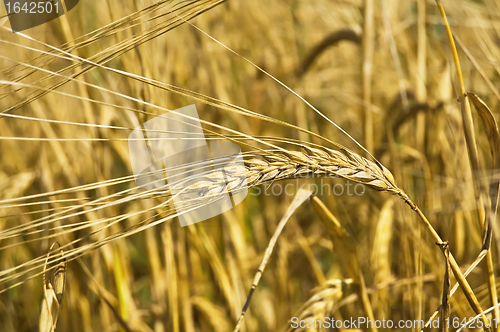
[1,0,500,331]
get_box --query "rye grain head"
[179,144,410,204]
[246,145,402,193]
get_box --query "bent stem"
[403,194,491,331]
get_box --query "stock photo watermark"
[250,178,366,197]
[128,104,248,227]
[3,0,79,32]
[290,316,500,330]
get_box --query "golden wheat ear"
[239,145,403,198]
[39,242,66,332]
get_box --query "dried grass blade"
[233,187,314,332]
[468,92,500,229]
[468,92,500,326]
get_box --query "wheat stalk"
[1,141,482,324]
[206,145,483,329]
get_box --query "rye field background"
[1,0,500,331]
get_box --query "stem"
[407,196,492,331]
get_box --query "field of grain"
[1,0,500,331]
